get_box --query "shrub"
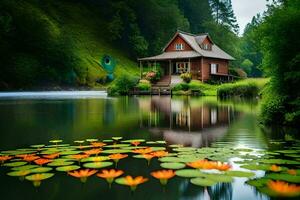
[180,73,192,83]
[144,70,161,83]
[137,79,151,91]
[108,74,139,95]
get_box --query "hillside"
[0,0,139,89]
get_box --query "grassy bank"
[172,78,269,97]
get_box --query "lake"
[0,92,298,200]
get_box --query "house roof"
[138,30,235,61]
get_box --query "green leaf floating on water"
[81,156,110,162]
[151,147,166,151]
[173,147,197,152]
[205,174,233,183]
[7,170,31,177]
[56,165,80,172]
[115,177,127,185]
[11,165,38,171]
[30,144,45,148]
[240,164,272,170]
[3,162,27,167]
[49,140,63,143]
[225,170,255,177]
[190,177,217,187]
[265,173,300,183]
[60,151,82,155]
[25,173,55,187]
[121,139,145,143]
[121,146,146,150]
[112,137,122,141]
[160,162,186,169]
[104,144,131,148]
[159,157,182,163]
[30,167,52,173]
[47,161,74,167]
[83,162,113,169]
[175,169,207,178]
[246,178,269,187]
[101,149,131,154]
[86,139,98,142]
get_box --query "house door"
[176,62,189,74]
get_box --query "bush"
[137,79,151,91]
[108,74,139,95]
[144,70,161,83]
[180,72,192,83]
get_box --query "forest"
[0,0,299,126]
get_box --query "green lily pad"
[3,162,27,167]
[112,137,122,140]
[121,146,146,150]
[190,177,217,187]
[86,139,98,142]
[7,170,31,177]
[59,151,82,155]
[56,165,80,172]
[258,159,300,165]
[83,162,113,169]
[104,144,131,148]
[29,167,53,173]
[11,165,38,171]
[74,140,85,144]
[205,174,233,183]
[101,149,131,154]
[81,156,110,162]
[151,147,166,151]
[47,161,74,167]
[121,139,145,143]
[25,173,54,181]
[265,173,300,183]
[240,164,271,170]
[225,170,255,177]
[49,140,63,143]
[160,162,185,169]
[173,147,197,152]
[103,139,113,143]
[159,157,182,163]
[275,150,298,154]
[175,169,207,178]
[115,177,127,185]
[30,144,45,148]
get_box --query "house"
[138,30,235,85]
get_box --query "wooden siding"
[165,35,193,52]
[201,58,229,81]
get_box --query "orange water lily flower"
[16,154,36,158]
[132,148,153,154]
[23,155,40,162]
[97,169,124,187]
[131,141,141,146]
[213,161,231,171]
[287,169,297,175]
[151,151,168,158]
[267,180,300,197]
[109,154,128,160]
[68,169,98,183]
[34,158,52,165]
[270,165,281,172]
[43,153,60,159]
[0,155,13,163]
[70,154,89,161]
[91,142,106,148]
[123,176,148,191]
[84,148,102,155]
[187,160,231,171]
[151,170,175,185]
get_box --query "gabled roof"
[138,30,235,61]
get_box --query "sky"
[231,0,268,35]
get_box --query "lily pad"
[7,170,31,177]
[225,170,255,178]
[25,173,54,181]
[56,165,80,172]
[173,147,197,152]
[81,156,110,162]
[101,149,131,154]
[121,139,145,143]
[151,147,166,151]
[29,167,53,173]
[83,162,113,169]
[86,139,98,142]
[11,165,38,171]
[265,173,300,183]
[205,174,233,183]
[159,157,182,163]
[104,144,131,148]
[240,164,271,170]
[3,162,27,167]
[160,162,185,169]
[175,169,207,178]
[190,177,217,187]
[47,161,74,167]
[59,151,82,155]
[246,178,269,187]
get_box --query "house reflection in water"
[138,96,238,147]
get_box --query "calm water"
[0,93,289,200]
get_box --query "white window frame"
[210,63,218,74]
[176,62,190,74]
[175,43,184,50]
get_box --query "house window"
[210,63,218,74]
[176,62,189,74]
[175,43,184,50]
[202,44,211,50]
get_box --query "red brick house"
[138,30,234,85]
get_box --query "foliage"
[108,74,139,95]
[241,59,253,76]
[180,73,192,83]
[137,80,151,91]
[144,70,161,83]
[259,0,300,126]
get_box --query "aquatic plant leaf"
[30,145,45,148]
[121,146,146,150]
[25,173,54,181]
[151,147,166,151]
[11,165,38,171]
[3,162,27,167]
[205,174,233,183]
[225,170,255,177]
[112,137,122,140]
[103,140,113,143]
[121,139,145,143]
[47,161,74,167]
[59,151,82,155]
[258,159,300,165]
[86,139,98,142]
[160,162,185,169]
[29,167,53,173]
[173,147,197,152]
[115,177,127,185]
[159,157,182,163]
[56,165,80,172]
[246,178,269,187]
[175,169,208,178]
[83,162,113,169]
[81,156,110,162]
[265,173,300,183]
[104,144,131,148]
[7,170,31,177]
[275,150,298,154]
[101,149,131,154]
[190,177,217,187]
[240,164,271,170]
